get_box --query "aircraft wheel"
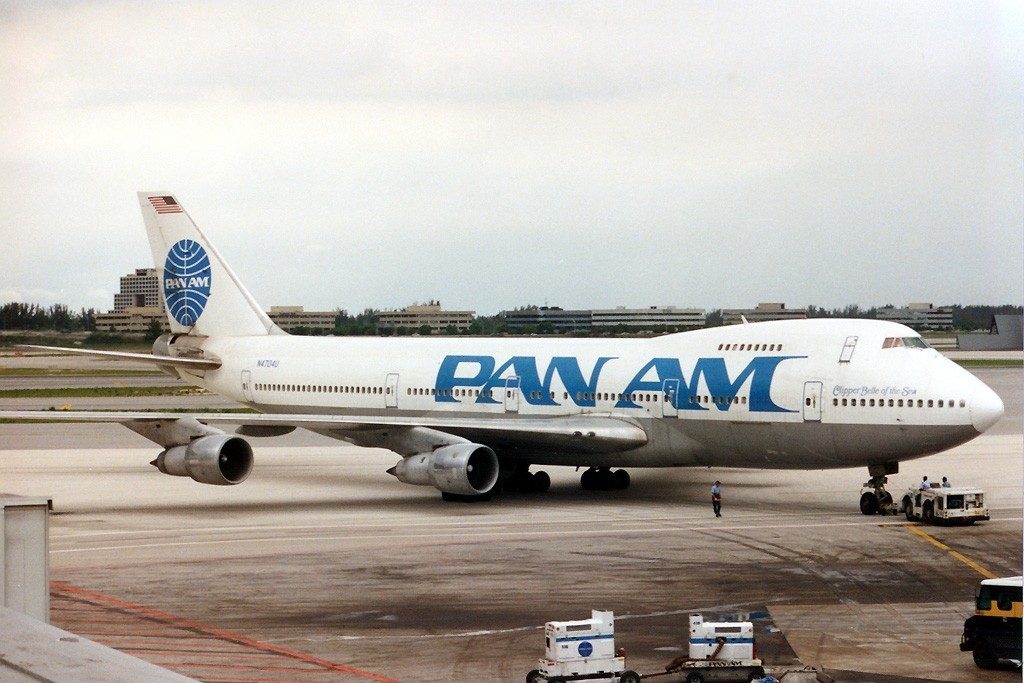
[859,492,879,515]
[879,491,893,511]
[903,498,914,520]
[686,672,705,683]
[613,469,630,490]
[581,468,596,490]
[532,470,551,493]
[526,669,543,683]
[748,667,766,681]
[619,672,641,683]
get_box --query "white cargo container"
[688,614,755,660]
[529,610,638,682]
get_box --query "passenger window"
[897,399,904,407]
[927,400,933,408]
[869,399,875,407]
[777,345,782,352]
[938,400,943,407]
[959,399,965,407]
[888,399,894,407]
[718,344,723,350]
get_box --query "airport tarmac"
[0,366,1019,682]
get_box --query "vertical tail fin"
[139,192,284,337]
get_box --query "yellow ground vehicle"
[960,576,1022,669]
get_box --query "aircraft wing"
[18,345,221,370]
[4,411,648,454]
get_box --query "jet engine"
[151,434,254,485]
[388,443,499,496]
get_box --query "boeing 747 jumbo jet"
[10,193,1005,509]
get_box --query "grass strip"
[0,386,209,398]
[952,358,1023,368]
[0,368,162,377]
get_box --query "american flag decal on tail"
[149,196,183,214]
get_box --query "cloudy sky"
[2,2,1021,315]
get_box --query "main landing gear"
[502,464,551,494]
[580,466,630,491]
[860,462,898,515]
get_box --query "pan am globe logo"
[163,239,211,326]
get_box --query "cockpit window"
[882,336,930,349]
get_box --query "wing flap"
[2,411,648,453]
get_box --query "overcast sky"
[2,2,1021,315]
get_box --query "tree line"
[0,303,96,331]
[1,301,1020,336]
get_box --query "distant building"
[113,268,162,311]
[957,315,1023,351]
[722,303,807,325]
[377,303,475,334]
[499,307,592,333]
[95,268,169,334]
[876,303,953,331]
[94,307,169,334]
[267,306,338,333]
[591,306,705,329]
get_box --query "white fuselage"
[185,318,1002,470]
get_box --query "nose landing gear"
[860,462,899,515]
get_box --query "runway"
[0,366,1019,682]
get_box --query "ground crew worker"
[941,476,951,488]
[919,476,930,490]
[711,480,722,517]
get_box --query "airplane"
[8,192,1005,509]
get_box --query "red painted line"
[50,582,398,683]
[103,647,290,658]
[193,677,345,683]
[179,662,328,672]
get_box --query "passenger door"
[385,373,399,409]
[504,376,520,413]
[802,381,822,422]
[241,370,253,402]
[662,378,679,417]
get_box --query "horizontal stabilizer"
[17,345,221,370]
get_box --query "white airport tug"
[527,612,766,683]
[901,483,989,524]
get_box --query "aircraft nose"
[970,383,1004,433]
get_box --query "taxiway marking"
[905,525,997,579]
[50,516,1024,555]
[49,581,398,682]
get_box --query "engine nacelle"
[152,434,254,486]
[389,443,499,496]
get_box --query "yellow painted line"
[906,525,997,579]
